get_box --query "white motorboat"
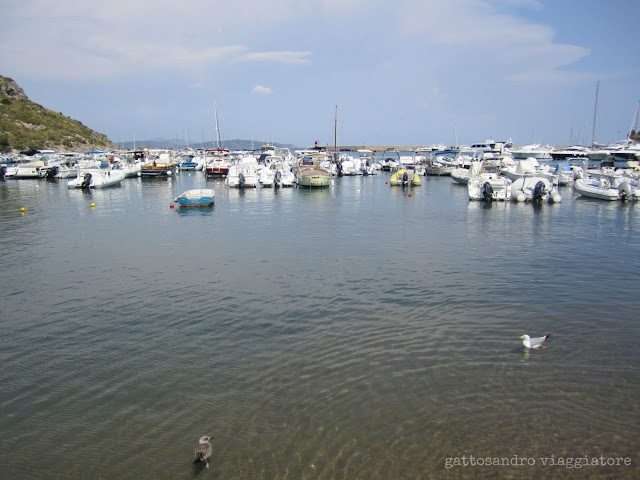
[511,177,562,203]
[356,149,378,175]
[337,154,358,176]
[204,149,232,177]
[67,166,125,189]
[511,144,554,160]
[573,168,640,201]
[451,160,484,185]
[549,145,590,161]
[258,161,295,187]
[225,156,259,188]
[7,161,46,178]
[554,161,576,185]
[500,158,558,185]
[468,172,512,201]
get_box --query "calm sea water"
[1,169,639,479]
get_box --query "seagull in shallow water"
[519,334,550,349]
[193,435,213,468]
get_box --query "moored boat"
[389,168,421,186]
[573,168,640,201]
[468,173,512,201]
[293,148,333,187]
[511,177,562,203]
[174,189,215,207]
[296,165,332,187]
[67,166,125,189]
[139,150,178,177]
[225,156,259,188]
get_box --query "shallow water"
[1,171,639,479]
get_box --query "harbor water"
[1,171,639,479]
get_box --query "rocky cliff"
[0,75,116,153]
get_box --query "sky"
[2,0,639,148]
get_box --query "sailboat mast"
[630,100,640,142]
[334,105,338,153]
[591,81,599,147]
[214,100,221,149]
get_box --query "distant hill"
[0,75,116,153]
[116,138,302,152]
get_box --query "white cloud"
[243,51,312,64]
[252,85,274,96]
[2,0,589,86]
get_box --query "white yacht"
[511,144,554,160]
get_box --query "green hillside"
[0,75,115,153]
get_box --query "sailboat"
[204,100,232,177]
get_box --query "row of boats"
[0,145,378,189]
[2,141,640,202]
[423,152,640,202]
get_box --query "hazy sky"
[2,0,639,148]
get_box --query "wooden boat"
[140,150,178,177]
[296,166,332,187]
[294,150,332,187]
[174,189,215,207]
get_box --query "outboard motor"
[0,165,6,180]
[81,173,92,189]
[619,181,633,201]
[337,162,343,177]
[238,172,246,188]
[45,166,59,179]
[274,169,282,188]
[533,180,546,201]
[482,181,494,202]
[402,171,409,185]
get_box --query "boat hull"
[296,167,331,187]
[389,169,421,186]
[140,164,177,176]
[467,174,512,201]
[175,189,215,207]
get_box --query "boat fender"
[482,181,494,202]
[81,173,92,189]
[515,191,526,202]
[533,181,546,201]
[239,172,246,187]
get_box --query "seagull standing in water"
[193,435,213,468]
[519,334,550,349]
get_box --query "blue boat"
[174,189,215,207]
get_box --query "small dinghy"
[174,189,215,207]
[511,176,562,203]
[389,168,421,186]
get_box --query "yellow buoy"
[20,207,26,212]
[90,203,95,208]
